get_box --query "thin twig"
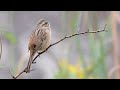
[12,24,107,79]
[12,67,35,79]
[32,24,107,63]
[13,68,26,79]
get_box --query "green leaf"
[4,31,16,45]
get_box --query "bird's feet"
[24,67,30,73]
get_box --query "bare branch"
[32,24,107,63]
[13,69,26,79]
[12,67,35,79]
[12,24,107,79]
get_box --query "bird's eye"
[43,22,48,26]
[45,22,48,24]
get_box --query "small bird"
[25,19,51,73]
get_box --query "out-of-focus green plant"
[0,26,17,45]
[4,31,16,45]
[54,58,98,79]
[55,11,111,79]
[55,58,85,79]
[0,26,17,76]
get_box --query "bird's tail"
[25,55,33,73]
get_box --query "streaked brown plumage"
[25,19,51,73]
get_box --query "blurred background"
[0,11,119,79]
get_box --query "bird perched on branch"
[25,19,51,73]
